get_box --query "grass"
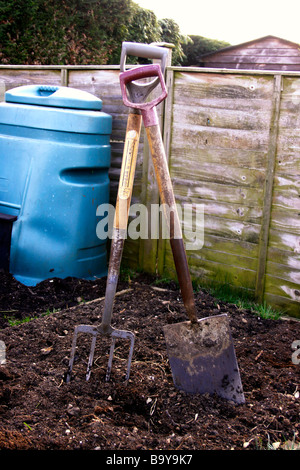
[150,272,284,320]
[5,307,61,327]
[198,281,284,320]
[253,432,300,450]
[119,266,142,283]
[6,316,33,327]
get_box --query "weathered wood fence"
[0,64,299,317]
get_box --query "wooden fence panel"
[0,66,62,101]
[0,65,299,317]
[160,69,299,317]
[264,75,300,316]
[162,70,275,300]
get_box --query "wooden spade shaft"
[145,123,198,324]
[119,63,198,324]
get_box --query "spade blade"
[163,314,245,404]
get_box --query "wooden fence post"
[61,68,69,86]
[255,74,282,303]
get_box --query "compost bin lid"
[1,85,112,134]
[5,85,102,110]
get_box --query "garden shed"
[200,35,300,71]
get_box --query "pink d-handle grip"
[120,64,167,127]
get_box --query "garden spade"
[119,64,245,404]
[66,43,168,384]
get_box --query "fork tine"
[66,326,135,383]
[125,332,135,382]
[66,325,80,383]
[106,337,116,382]
[66,325,97,383]
[86,333,97,381]
[107,329,135,383]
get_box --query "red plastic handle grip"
[120,64,167,126]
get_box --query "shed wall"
[202,37,300,71]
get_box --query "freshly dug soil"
[0,271,299,451]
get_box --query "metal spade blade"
[163,314,245,404]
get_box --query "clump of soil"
[0,271,299,450]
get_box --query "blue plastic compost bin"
[0,84,112,285]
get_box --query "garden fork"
[66,43,168,384]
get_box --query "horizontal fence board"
[200,215,261,244]
[173,178,264,206]
[264,274,300,302]
[266,260,300,285]
[176,197,262,224]
[275,158,300,176]
[267,246,300,268]
[171,160,266,188]
[0,69,61,87]
[201,233,259,259]
[164,249,257,290]
[171,123,270,152]
[200,63,300,71]
[274,173,300,191]
[171,146,267,170]
[172,102,272,132]
[268,229,300,253]
[264,293,300,316]
[270,209,300,235]
[173,72,274,102]
[183,246,258,272]
[204,55,300,65]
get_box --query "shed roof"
[200,35,300,60]
[200,35,300,71]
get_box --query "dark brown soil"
[0,270,299,451]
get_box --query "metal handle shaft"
[99,113,142,333]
